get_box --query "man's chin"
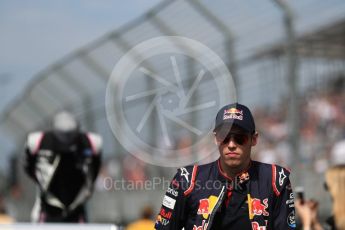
[222,158,242,168]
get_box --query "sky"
[0,0,162,112]
[0,0,163,173]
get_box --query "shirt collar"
[217,159,251,188]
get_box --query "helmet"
[52,111,79,145]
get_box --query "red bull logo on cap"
[248,195,269,219]
[223,108,243,121]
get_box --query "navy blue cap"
[214,103,255,134]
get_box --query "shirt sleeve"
[24,146,38,181]
[272,166,296,229]
[90,150,101,182]
[155,166,196,230]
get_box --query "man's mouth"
[225,152,240,157]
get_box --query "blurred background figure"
[295,165,345,230]
[324,165,345,230]
[126,205,155,230]
[24,111,102,223]
[123,154,148,183]
[330,138,345,165]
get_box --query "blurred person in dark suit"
[24,111,102,223]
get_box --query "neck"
[220,159,251,179]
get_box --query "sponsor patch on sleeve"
[272,165,290,196]
[162,195,176,210]
[287,210,296,228]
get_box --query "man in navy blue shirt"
[155,103,296,230]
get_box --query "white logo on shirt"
[279,169,287,186]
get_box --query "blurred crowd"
[98,77,345,185]
[252,77,345,173]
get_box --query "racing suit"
[24,131,102,223]
[155,159,296,230]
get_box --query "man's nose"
[227,137,237,149]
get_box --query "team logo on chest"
[197,195,218,219]
[252,221,267,230]
[193,220,209,230]
[248,195,269,219]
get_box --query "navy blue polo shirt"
[211,172,252,229]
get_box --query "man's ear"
[251,132,258,146]
[214,133,220,146]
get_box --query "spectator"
[330,139,345,165]
[123,154,147,182]
[295,165,345,230]
[0,195,14,224]
[126,205,155,230]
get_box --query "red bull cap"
[214,103,255,134]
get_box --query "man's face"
[214,125,258,169]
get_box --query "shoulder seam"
[86,132,102,155]
[27,132,44,155]
[272,164,280,196]
[184,165,198,196]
